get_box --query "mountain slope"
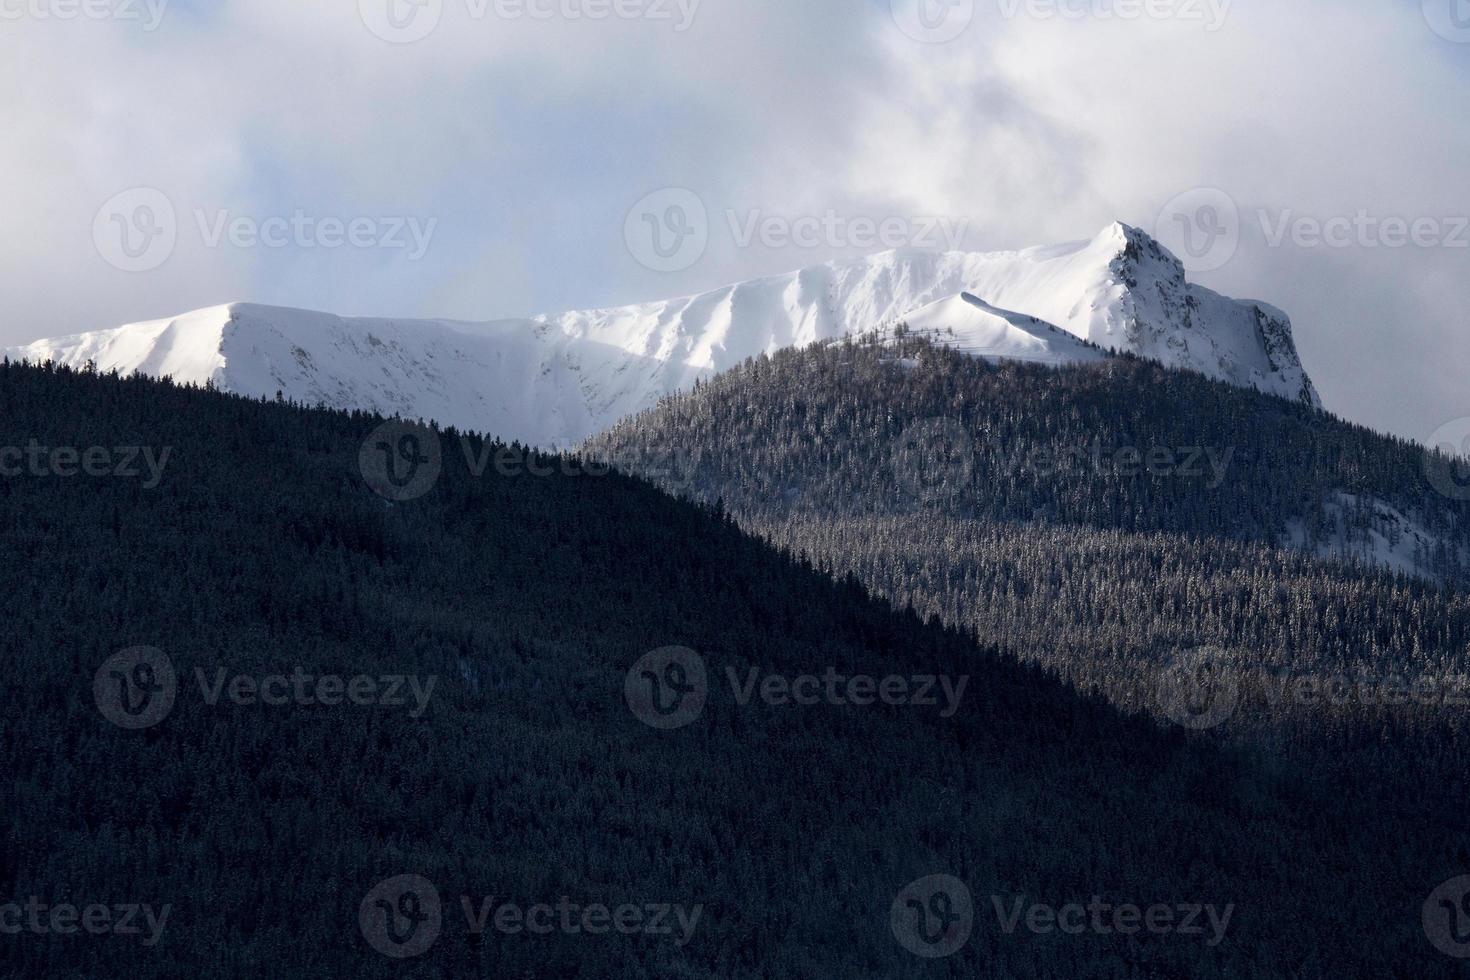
[899,292,1108,365]
[536,222,1316,408]
[0,358,1464,977]
[9,224,1318,447]
[587,334,1470,717]
[4,302,668,448]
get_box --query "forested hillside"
[2,358,1467,976]
[594,331,1469,576]
[587,336,1470,726]
[587,335,1470,858]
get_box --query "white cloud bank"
[0,0,1465,440]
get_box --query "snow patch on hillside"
[900,292,1109,366]
[1284,492,1466,583]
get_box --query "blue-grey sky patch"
[0,0,1465,441]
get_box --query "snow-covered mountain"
[901,292,1109,366]
[9,222,1318,447]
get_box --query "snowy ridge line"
[8,223,1319,448]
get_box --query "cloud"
[0,0,1465,441]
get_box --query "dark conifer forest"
[3,356,1469,977]
[589,334,1470,973]
[588,336,1470,747]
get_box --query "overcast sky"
[2,0,1466,441]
